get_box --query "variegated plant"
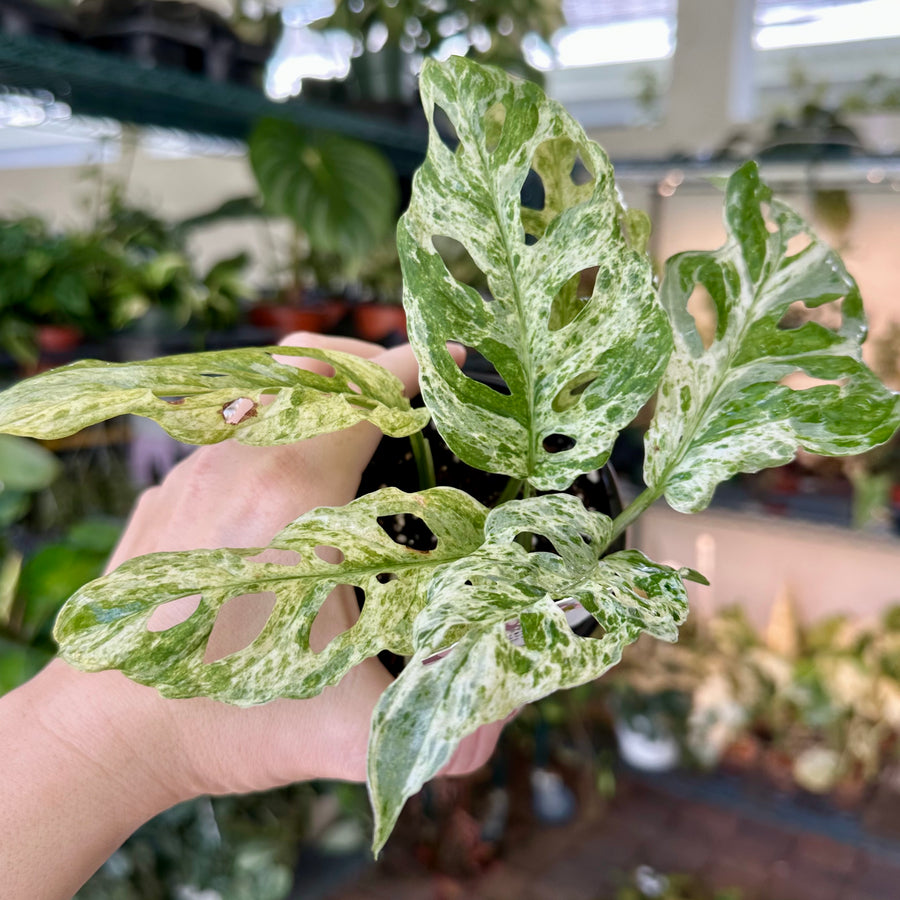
[0,57,897,854]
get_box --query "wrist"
[21,661,194,818]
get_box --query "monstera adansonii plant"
[0,57,896,853]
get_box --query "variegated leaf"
[0,346,428,445]
[645,161,900,513]
[400,56,671,491]
[368,494,690,852]
[54,488,486,704]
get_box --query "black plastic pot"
[357,360,625,675]
[77,0,269,85]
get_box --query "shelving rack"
[0,33,427,174]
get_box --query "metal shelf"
[0,34,427,174]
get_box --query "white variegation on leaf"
[54,488,486,704]
[367,494,690,852]
[645,161,900,513]
[400,56,671,491]
[3,56,899,861]
[0,346,428,445]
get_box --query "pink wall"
[632,504,900,629]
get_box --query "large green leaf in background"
[0,346,428,445]
[0,434,60,492]
[367,493,691,852]
[55,489,487,704]
[399,56,671,491]
[645,162,900,513]
[249,118,399,267]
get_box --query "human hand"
[2,333,502,900]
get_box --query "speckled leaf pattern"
[54,488,487,704]
[368,494,690,852]
[399,56,671,491]
[0,346,428,445]
[645,162,900,513]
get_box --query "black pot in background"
[357,359,625,676]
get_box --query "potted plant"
[192,117,400,336]
[351,241,408,342]
[0,194,249,367]
[0,57,897,857]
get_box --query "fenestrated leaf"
[367,494,689,852]
[0,346,428,445]
[645,161,900,513]
[54,488,487,704]
[399,56,671,491]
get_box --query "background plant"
[181,118,400,301]
[0,189,249,365]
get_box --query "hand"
[1,333,502,900]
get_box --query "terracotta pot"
[248,301,346,336]
[352,303,407,342]
[36,324,82,353]
[720,734,763,774]
[760,747,797,794]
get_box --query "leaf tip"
[679,566,710,586]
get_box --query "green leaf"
[399,56,671,491]
[0,636,50,696]
[0,434,60,492]
[0,346,428,445]
[19,543,108,634]
[367,494,689,852]
[54,488,488,704]
[249,119,399,267]
[645,161,900,513]
[0,550,22,627]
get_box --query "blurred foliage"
[610,596,900,795]
[0,186,248,364]
[183,118,400,300]
[0,512,121,696]
[316,0,563,84]
[76,782,370,900]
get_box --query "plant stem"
[607,485,662,548]
[495,476,524,507]
[410,430,436,490]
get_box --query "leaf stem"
[410,430,436,490]
[607,485,662,548]
[495,477,524,507]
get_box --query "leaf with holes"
[53,488,487,704]
[367,493,690,852]
[644,161,900,513]
[0,346,428,445]
[399,55,671,491]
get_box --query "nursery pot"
[249,296,346,336]
[36,324,81,354]
[614,717,681,773]
[357,359,625,676]
[352,303,407,343]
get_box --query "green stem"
[410,430,436,490]
[494,476,524,507]
[607,485,663,548]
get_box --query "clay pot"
[249,300,346,336]
[352,303,407,342]
[36,324,81,353]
